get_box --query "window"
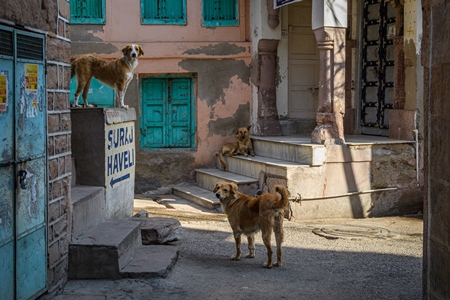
[140,77,195,149]
[70,0,106,24]
[141,0,186,25]
[202,0,238,27]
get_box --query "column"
[254,39,282,136]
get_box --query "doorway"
[287,0,319,121]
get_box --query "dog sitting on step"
[217,126,255,171]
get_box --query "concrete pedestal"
[71,108,136,219]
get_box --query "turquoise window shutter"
[141,0,186,25]
[202,0,238,27]
[140,77,195,149]
[71,0,106,24]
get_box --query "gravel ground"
[57,196,423,300]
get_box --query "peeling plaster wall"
[70,0,252,193]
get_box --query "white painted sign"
[105,123,135,189]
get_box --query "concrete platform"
[69,219,141,279]
[120,245,179,279]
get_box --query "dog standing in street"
[217,126,255,171]
[71,44,144,108]
[213,181,289,268]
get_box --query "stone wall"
[422,1,450,299]
[0,0,72,296]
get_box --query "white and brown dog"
[71,44,144,108]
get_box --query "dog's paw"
[245,253,255,258]
[272,262,282,267]
[230,255,241,261]
[264,262,273,269]
[121,104,129,109]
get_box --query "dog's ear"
[235,129,240,137]
[137,45,144,56]
[230,182,239,196]
[213,183,220,193]
[122,45,131,55]
[247,125,251,131]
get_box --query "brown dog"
[217,126,255,171]
[213,181,289,268]
[71,44,144,108]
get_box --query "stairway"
[69,163,179,280]
[173,135,326,214]
[68,218,178,279]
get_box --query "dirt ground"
[58,195,423,300]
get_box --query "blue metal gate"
[0,26,47,300]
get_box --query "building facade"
[0,0,72,298]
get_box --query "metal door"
[140,77,194,149]
[360,0,396,136]
[0,26,47,300]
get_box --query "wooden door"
[288,0,320,119]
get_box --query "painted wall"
[71,0,252,193]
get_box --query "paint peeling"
[183,43,247,56]
[207,103,250,137]
[178,59,250,107]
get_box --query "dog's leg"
[261,222,273,268]
[248,143,255,156]
[231,231,242,260]
[246,234,255,258]
[117,80,129,109]
[81,77,94,108]
[73,77,86,108]
[238,144,248,157]
[273,213,284,267]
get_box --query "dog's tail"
[274,185,289,209]
[217,151,227,171]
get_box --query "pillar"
[311,27,346,145]
[254,39,282,136]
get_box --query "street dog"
[71,44,144,108]
[217,126,255,171]
[213,181,289,268]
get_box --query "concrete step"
[120,245,179,279]
[195,168,258,195]
[251,135,326,166]
[71,185,105,238]
[173,185,220,210]
[220,154,311,179]
[68,219,141,279]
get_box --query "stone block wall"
[46,0,72,294]
[422,1,450,299]
[0,0,72,297]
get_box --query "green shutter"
[71,0,106,24]
[203,0,238,27]
[141,0,186,25]
[140,77,195,149]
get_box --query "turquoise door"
[140,77,195,148]
[0,26,47,300]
